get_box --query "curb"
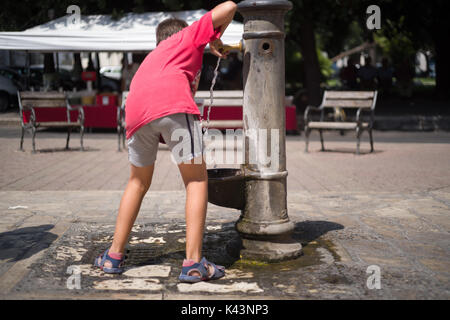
[296,115,450,132]
[0,119,20,126]
[1,115,450,131]
[373,115,450,131]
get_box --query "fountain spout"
[218,39,245,54]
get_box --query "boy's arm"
[210,1,238,58]
[211,1,237,36]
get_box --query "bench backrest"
[18,91,68,109]
[195,90,243,107]
[322,91,377,110]
[18,91,73,123]
[195,90,294,107]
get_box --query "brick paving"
[1,126,449,193]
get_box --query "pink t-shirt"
[125,11,221,139]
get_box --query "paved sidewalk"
[0,126,449,299]
[1,126,449,193]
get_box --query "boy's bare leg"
[109,163,154,254]
[178,158,208,263]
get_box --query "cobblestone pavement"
[0,126,449,299]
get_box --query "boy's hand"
[209,39,228,59]
[209,1,237,59]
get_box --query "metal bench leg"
[356,128,361,155]
[19,126,25,151]
[369,128,374,152]
[66,127,71,150]
[117,125,122,152]
[80,125,85,151]
[304,128,310,153]
[122,128,126,150]
[319,130,325,151]
[31,127,37,153]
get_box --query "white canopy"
[0,9,243,52]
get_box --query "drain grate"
[126,246,169,266]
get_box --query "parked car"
[0,64,120,112]
[26,64,76,91]
[25,64,120,92]
[100,65,122,80]
[0,66,25,112]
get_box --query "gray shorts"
[127,113,204,167]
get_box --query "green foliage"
[0,0,227,31]
[317,49,333,80]
[287,0,364,57]
[1,0,446,94]
[374,19,416,66]
[111,8,126,21]
[162,0,184,11]
[285,41,303,86]
[286,40,333,90]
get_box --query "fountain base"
[208,168,302,262]
[225,233,302,262]
[239,238,302,262]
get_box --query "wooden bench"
[194,90,296,130]
[195,90,244,129]
[304,91,377,154]
[17,91,85,153]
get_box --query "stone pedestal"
[235,0,302,262]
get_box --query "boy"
[94,1,238,283]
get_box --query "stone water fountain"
[208,0,302,262]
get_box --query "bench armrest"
[304,105,323,125]
[20,105,37,128]
[356,107,374,127]
[117,104,125,127]
[67,104,85,125]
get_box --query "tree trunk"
[434,39,450,98]
[43,53,55,74]
[298,16,322,106]
[72,53,83,90]
[43,53,56,91]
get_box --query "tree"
[2,0,447,98]
[287,0,449,102]
[287,1,318,106]
[286,0,358,105]
[373,0,449,98]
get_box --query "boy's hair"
[156,18,188,45]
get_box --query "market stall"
[0,10,297,132]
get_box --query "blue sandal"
[93,249,125,274]
[178,258,225,283]
[179,260,209,283]
[201,257,225,281]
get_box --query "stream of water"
[203,57,221,137]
